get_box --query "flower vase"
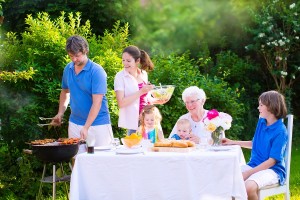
[211,127,224,146]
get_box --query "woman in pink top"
[114,45,166,135]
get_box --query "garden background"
[0,0,299,199]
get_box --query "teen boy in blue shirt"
[222,90,288,200]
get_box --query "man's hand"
[51,113,64,126]
[80,126,89,140]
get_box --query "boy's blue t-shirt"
[248,118,287,185]
[62,59,110,126]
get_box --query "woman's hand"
[187,134,200,144]
[140,84,154,95]
[153,98,169,105]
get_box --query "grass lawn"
[243,145,300,200]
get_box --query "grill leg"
[69,161,73,171]
[52,164,56,200]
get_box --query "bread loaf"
[154,139,195,148]
[154,140,173,147]
[171,140,189,148]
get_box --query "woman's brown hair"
[122,45,154,71]
[259,90,287,119]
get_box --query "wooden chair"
[258,114,293,200]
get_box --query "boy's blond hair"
[176,119,191,130]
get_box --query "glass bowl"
[150,85,175,102]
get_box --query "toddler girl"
[137,105,164,143]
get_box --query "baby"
[171,119,192,140]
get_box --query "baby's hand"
[179,133,190,140]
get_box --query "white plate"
[115,147,143,154]
[208,146,232,151]
[94,145,113,151]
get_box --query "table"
[70,145,247,200]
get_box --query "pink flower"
[203,109,232,132]
[206,109,219,120]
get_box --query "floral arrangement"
[203,109,232,145]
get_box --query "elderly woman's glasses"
[184,99,200,105]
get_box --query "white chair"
[258,114,293,200]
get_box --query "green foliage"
[0,0,4,16]
[150,52,245,139]
[0,144,41,199]
[245,0,300,94]
[0,67,36,82]
[131,0,256,57]
[211,51,267,139]
[2,0,135,36]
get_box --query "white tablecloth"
[70,145,247,200]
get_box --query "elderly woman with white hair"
[169,86,211,144]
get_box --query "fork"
[39,117,54,120]
[37,122,64,127]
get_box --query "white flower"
[278,40,285,46]
[267,42,271,45]
[268,25,274,31]
[298,67,300,70]
[203,111,232,132]
[292,75,295,79]
[276,56,283,61]
[280,32,283,36]
[261,45,265,48]
[272,41,279,46]
[280,71,288,76]
[295,12,298,16]
[258,33,265,38]
[290,3,296,9]
[296,36,299,39]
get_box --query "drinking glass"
[112,138,120,149]
[86,134,96,154]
